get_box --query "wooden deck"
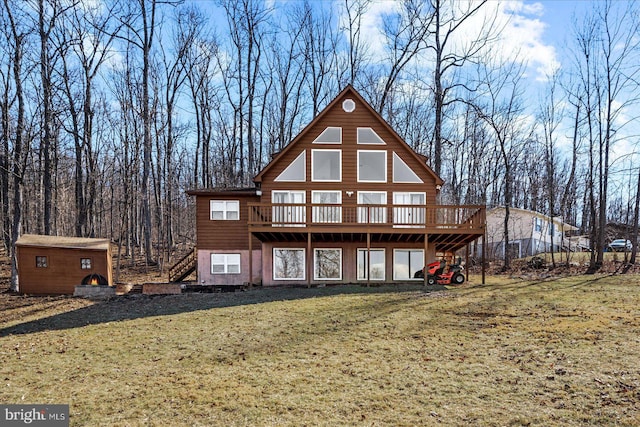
[248,203,485,253]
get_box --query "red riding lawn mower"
[414,260,465,285]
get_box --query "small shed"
[16,234,113,295]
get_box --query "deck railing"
[248,203,485,231]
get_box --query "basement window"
[211,254,241,274]
[314,248,342,280]
[36,256,48,268]
[273,248,305,280]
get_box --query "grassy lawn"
[1,276,639,426]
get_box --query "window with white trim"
[313,127,342,144]
[357,249,385,280]
[312,149,341,182]
[211,253,241,274]
[314,248,342,280]
[357,191,386,223]
[393,249,424,280]
[312,191,342,223]
[210,200,240,220]
[272,191,306,227]
[393,192,425,227]
[393,152,423,183]
[357,150,386,182]
[275,151,306,182]
[357,127,385,144]
[273,248,305,280]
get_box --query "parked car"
[607,239,633,252]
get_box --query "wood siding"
[259,91,439,205]
[17,246,112,295]
[195,194,261,250]
[188,86,485,285]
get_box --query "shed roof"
[16,234,111,251]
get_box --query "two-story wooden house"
[186,86,485,287]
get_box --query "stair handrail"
[169,248,196,280]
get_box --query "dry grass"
[1,276,639,426]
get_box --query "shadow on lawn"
[0,284,445,337]
[463,273,615,295]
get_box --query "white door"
[393,192,425,227]
[312,191,342,223]
[358,192,386,223]
[272,191,306,227]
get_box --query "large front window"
[312,191,342,223]
[357,249,385,280]
[210,200,240,220]
[211,253,241,274]
[312,149,341,182]
[394,249,424,280]
[314,248,342,280]
[273,248,305,280]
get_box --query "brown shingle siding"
[195,194,260,250]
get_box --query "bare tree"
[539,73,565,267]
[59,0,120,237]
[117,0,183,263]
[375,0,432,115]
[569,1,640,271]
[2,0,31,291]
[0,12,13,253]
[218,0,270,185]
[297,0,340,117]
[474,58,529,270]
[341,0,370,87]
[428,0,499,176]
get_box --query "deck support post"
[307,232,312,287]
[424,234,429,286]
[366,232,371,287]
[248,232,253,288]
[465,244,469,283]
[482,231,486,284]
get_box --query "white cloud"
[340,0,559,82]
[496,1,560,80]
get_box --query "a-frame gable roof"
[254,85,443,186]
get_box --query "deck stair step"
[169,248,197,282]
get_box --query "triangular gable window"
[393,152,423,183]
[357,128,385,144]
[313,127,342,144]
[275,151,306,182]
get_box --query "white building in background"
[479,207,582,260]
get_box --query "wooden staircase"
[169,248,197,283]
